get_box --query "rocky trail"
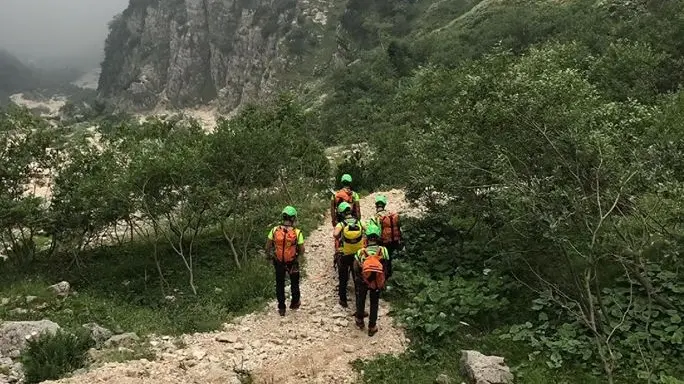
[45,190,422,384]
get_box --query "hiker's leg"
[369,289,380,328]
[274,261,286,310]
[356,283,368,321]
[289,262,301,305]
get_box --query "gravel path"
[44,189,420,384]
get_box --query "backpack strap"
[389,214,396,242]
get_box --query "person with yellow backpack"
[371,194,403,279]
[333,202,365,308]
[265,206,305,316]
[353,223,389,336]
[331,174,361,227]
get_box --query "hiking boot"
[355,317,365,330]
[278,308,286,316]
[290,301,301,310]
[368,326,378,337]
[339,299,348,308]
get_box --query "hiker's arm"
[354,201,361,220]
[297,244,305,258]
[265,239,273,259]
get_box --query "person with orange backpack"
[353,223,389,336]
[265,206,305,316]
[331,174,361,227]
[333,202,365,308]
[371,195,402,278]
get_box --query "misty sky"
[0,0,129,67]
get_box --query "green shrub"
[20,330,95,383]
[334,149,381,192]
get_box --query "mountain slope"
[0,49,38,101]
[98,0,340,111]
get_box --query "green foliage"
[20,330,94,383]
[393,263,510,354]
[333,149,381,192]
[354,5,684,379]
[0,107,54,264]
[0,96,329,339]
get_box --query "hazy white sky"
[0,0,129,65]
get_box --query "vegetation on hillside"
[2,0,684,382]
[325,0,684,383]
[0,95,329,379]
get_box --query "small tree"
[0,107,55,263]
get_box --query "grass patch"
[0,195,328,336]
[20,330,94,384]
[354,334,607,384]
[95,343,156,364]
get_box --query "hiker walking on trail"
[333,202,365,308]
[331,174,361,227]
[266,206,305,316]
[371,194,403,279]
[353,224,389,337]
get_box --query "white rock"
[343,344,354,353]
[460,350,514,384]
[215,333,238,343]
[191,349,206,361]
[334,319,349,327]
[0,320,61,357]
[48,281,70,296]
[82,323,113,346]
[104,332,140,348]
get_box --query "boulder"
[48,281,70,297]
[82,323,113,346]
[460,350,513,384]
[0,320,61,358]
[104,332,140,348]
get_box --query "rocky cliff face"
[99,0,333,111]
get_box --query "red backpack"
[378,212,401,244]
[360,248,386,290]
[273,226,298,263]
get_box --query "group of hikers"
[265,174,403,337]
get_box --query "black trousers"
[274,260,300,309]
[356,282,381,327]
[337,254,356,302]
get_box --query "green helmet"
[375,195,387,206]
[340,174,352,184]
[282,206,297,218]
[337,202,352,213]
[365,223,381,238]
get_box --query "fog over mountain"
[0,0,129,69]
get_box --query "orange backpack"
[379,212,401,244]
[273,226,298,263]
[360,248,386,290]
[335,189,354,207]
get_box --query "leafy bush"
[334,149,381,192]
[21,330,95,383]
[393,263,510,354]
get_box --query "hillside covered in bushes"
[2,0,684,382]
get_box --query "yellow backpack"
[341,219,363,255]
